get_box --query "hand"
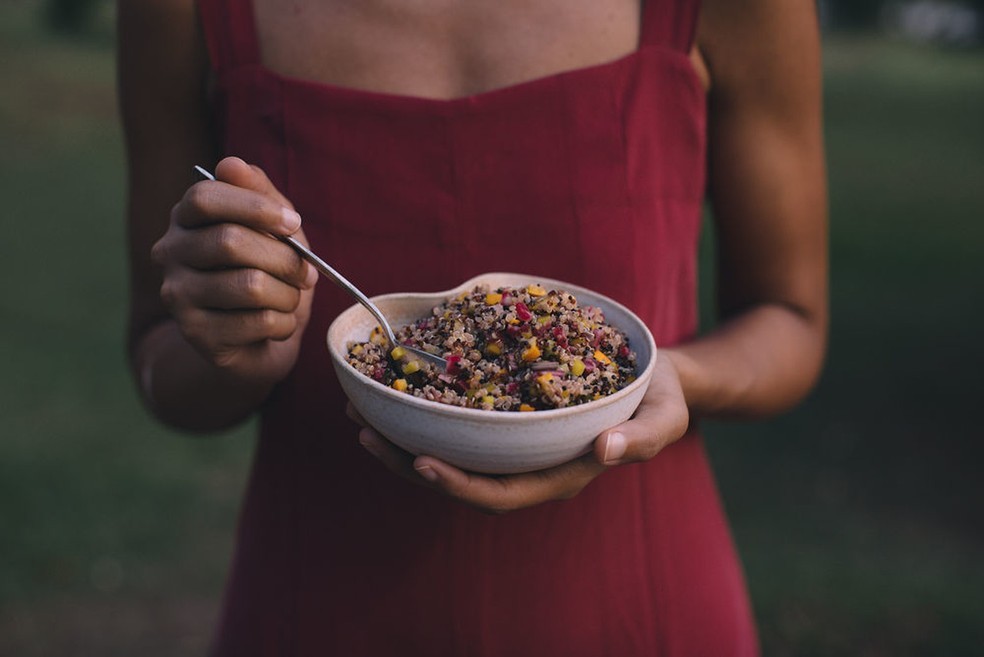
[151,156,318,387]
[352,352,690,514]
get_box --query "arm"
[119,0,316,432]
[358,0,827,511]
[668,0,828,419]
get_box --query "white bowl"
[326,272,656,474]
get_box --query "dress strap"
[196,0,262,71]
[639,0,701,52]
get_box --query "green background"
[2,3,982,655]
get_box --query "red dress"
[198,1,758,654]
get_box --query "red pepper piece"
[445,354,463,375]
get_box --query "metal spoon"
[194,166,448,370]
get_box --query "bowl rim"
[326,272,657,421]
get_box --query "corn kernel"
[536,373,554,388]
[527,284,547,297]
[522,340,541,362]
[351,344,364,355]
[593,349,612,365]
[481,395,495,406]
[519,403,536,412]
[390,346,406,360]
[485,342,502,356]
[392,379,408,392]
[570,358,586,377]
[485,292,503,305]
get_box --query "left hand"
[351,352,690,514]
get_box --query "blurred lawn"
[0,4,252,654]
[704,35,984,657]
[1,4,982,656]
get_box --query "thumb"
[593,392,689,467]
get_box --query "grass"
[1,6,982,655]
[703,36,984,656]
[0,5,252,653]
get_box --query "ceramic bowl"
[326,272,656,474]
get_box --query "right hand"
[151,156,318,387]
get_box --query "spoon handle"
[278,234,398,345]
[192,166,397,345]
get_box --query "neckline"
[250,46,666,111]
[234,0,682,111]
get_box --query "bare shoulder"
[696,0,822,113]
[118,0,202,63]
[117,0,199,38]
[117,0,213,221]
[117,0,207,114]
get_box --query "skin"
[119,0,826,513]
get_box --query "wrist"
[659,346,727,418]
[134,321,276,432]
[659,347,698,409]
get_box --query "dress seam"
[279,79,300,657]
[443,112,464,653]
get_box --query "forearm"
[664,302,826,419]
[132,320,275,432]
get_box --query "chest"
[252,0,641,99]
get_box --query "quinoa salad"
[345,284,638,411]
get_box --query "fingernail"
[603,432,627,464]
[282,207,302,232]
[414,464,439,483]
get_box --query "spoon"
[194,166,448,370]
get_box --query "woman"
[119,0,826,654]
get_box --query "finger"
[248,163,294,210]
[177,306,300,349]
[156,223,315,289]
[193,336,303,380]
[216,156,295,211]
[358,428,429,484]
[175,178,301,236]
[412,452,607,514]
[163,267,303,313]
[345,402,368,427]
